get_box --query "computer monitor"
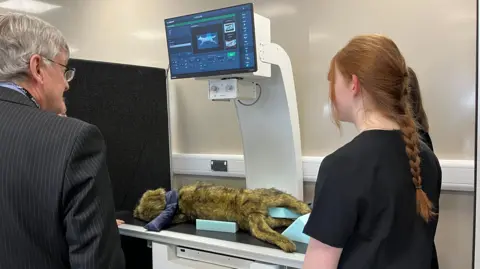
[164,3,257,79]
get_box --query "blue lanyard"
[0,82,40,108]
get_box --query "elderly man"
[0,13,125,269]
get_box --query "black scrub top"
[418,129,438,269]
[419,128,434,152]
[303,130,442,269]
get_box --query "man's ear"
[28,54,44,84]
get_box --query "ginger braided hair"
[329,34,435,222]
[399,79,435,222]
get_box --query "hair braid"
[399,78,436,223]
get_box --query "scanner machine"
[119,3,306,268]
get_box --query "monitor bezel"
[164,3,258,80]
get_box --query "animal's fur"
[133,182,311,252]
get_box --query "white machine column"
[234,42,303,200]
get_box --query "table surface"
[117,211,307,254]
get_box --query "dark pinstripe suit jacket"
[0,86,125,269]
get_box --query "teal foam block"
[281,213,311,244]
[196,219,239,233]
[268,207,301,219]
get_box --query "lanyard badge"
[20,87,40,108]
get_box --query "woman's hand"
[116,219,125,226]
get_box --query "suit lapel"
[0,86,37,108]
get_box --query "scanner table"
[118,216,307,269]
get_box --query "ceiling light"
[0,0,61,14]
[131,30,166,41]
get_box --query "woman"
[407,66,438,269]
[407,67,434,151]
[302,34,442,269]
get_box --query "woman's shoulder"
[416,130,439,174]
[418,129,434,152]
[323,130,401,164]
[419,139,441,178]
[318,132,383,179]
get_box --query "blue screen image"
[164,3,257,79]
[196,33,219,50]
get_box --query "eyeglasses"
[42,57,76,82]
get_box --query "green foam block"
[281,213,311,244]
[268,207,301,219]
[195,219,239,233]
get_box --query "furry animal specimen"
[133,182,311,252]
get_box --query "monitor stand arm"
[234,42,304,200]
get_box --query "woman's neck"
[354,110,400,132]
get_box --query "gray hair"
[0,13,69,82]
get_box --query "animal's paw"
[279,240,297,253]
[297,203,312,215]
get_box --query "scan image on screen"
[196,33,218,49]
[164,3,257,79]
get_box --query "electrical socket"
[210,160,228,172]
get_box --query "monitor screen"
[164,3,257,79]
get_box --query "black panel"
[64,59,172,212]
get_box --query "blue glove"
[144,190,179,232]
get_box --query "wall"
[0,0,475,268]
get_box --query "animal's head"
[133,188,167,222]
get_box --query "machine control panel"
[208,78,257,100]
